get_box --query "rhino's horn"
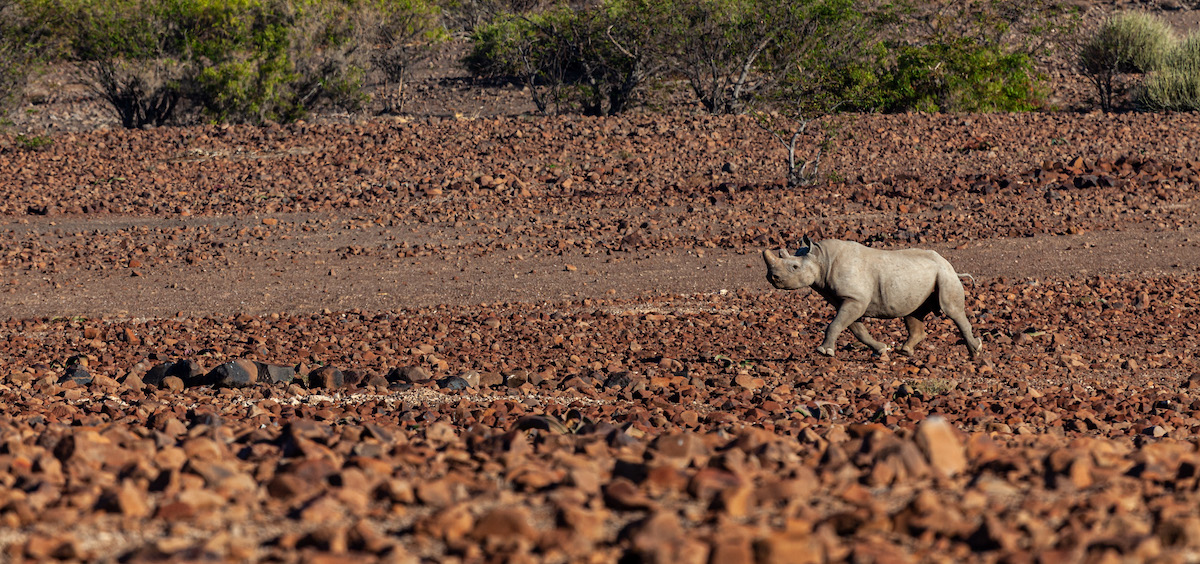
[762,249,778,265]
[779,248,792,258]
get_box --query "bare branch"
[605,25,635,59]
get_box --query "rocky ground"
[6,14,1200,562]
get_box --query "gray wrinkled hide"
[762,237,982,359]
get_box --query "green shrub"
[371,0,449,113]
[1082,11,1173,74]
[877,40,1043,112]
[465,11,563,111]
[0,0,48,117]
[1163,31,1200,72]
[466,1,662,115]
[861,0,1053,114]
[1079,11,1175,111]
[40,0,192,128]
[187,0,373,123]
[769,0,1058,116]
[1137,69,1200,111]
[34,0,382,126]
[661,0,866,115]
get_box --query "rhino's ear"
[801,235,813,249]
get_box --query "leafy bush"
[34,0,401,126]
[465,11,565,112]
[187,0,374,124]
[862,0,1053,113]
[0,0,49,117]
[1136,33,1200,111]
[877,40,1042,112]
[466,1,662,115]
[1137,69,1200,111]
[1079,11,1175,111]
[1163,31,1200,72]
[371,0,449,113]
[42,0,192,128]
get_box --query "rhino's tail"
[957,273,976,285]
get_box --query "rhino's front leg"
[818,299,868,357]
[848,322,890,355]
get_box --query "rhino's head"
[762,236,821,290]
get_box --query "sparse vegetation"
[464,0,1059,118]
[661,0,867,115]
[1136,32,1200,111]
[1137,69,1200,111]
[371,0,449,114]
[25,0,444,126]
[753,111,841,187]
[465,0,665,116]
[1,0,1187,123]
[13,132,53,150]
[908,377,957,398]
[0,0,48,118]
[1079,11,1174,111]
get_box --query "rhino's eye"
[789,264,798,271]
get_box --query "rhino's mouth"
[767,274,801,290]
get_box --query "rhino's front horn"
[762,249,777,265]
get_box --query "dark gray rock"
[437,376,470,391]
[61,366,92,386]
[144,360,202,387]
[255,362,295,385]
[209,359,258,388]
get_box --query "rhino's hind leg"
[898,315,927,356]
[849,322,890,355]
[936,269,983,359]
[949,312,983,359]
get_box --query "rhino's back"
[819,241,956,317]
[822,240,949,272]
[875,247,952,269]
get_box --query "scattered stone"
[60,365,92,386]
[210,359,258,388]
[257,363,296,385]
[456,370,480,387]
[387,365,430,383]
[437,376,470,390]
[308,366,345,389]
[915,416,968,478]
